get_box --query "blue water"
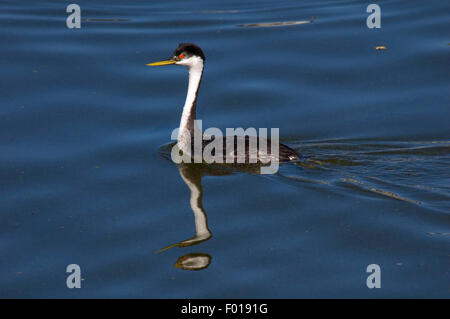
[0,0,449,298]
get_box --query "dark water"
[1,0,449,298]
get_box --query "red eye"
[179,54,184,59]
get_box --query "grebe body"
[148,43,300,164]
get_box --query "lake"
[0,0,449,298]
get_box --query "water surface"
[0,0,449,298]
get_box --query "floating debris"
[199,10,239,14]
[239,18,314,28]
[427,232,450,236]
[83,18,129,22]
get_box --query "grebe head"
[147,43,205,69]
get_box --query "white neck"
[178,57,204,139]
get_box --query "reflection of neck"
[155,165,211,253]
[179,166,211,241]
[178,61,203,141]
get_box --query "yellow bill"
[146,59,176,66]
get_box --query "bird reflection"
[174,253,212,271]
[156,161,261,271]
[157,163,216,252]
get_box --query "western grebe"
[147,43,300,164]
